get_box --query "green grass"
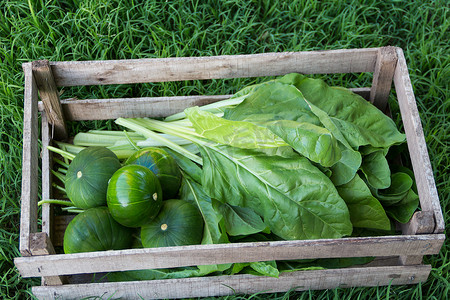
[1,0,448,299]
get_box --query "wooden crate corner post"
[370,46,398,111]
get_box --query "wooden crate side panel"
[41,112,52,239]
[370,46,397,111]
[14,234,444,278]
[36,88,371,121]
[32,60,68,139]
[50,49,379,87]
[393,48,445,233]
[19,63,39,256]
[32,265,431,300]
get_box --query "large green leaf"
[212,199,269,236]
[265,120,341,167]
[374,172,414,206]
[336,174,391,231]
[280,73,406,149]
[360,150,391,189]
[179,177,231,274]
[224,81,322,125]
[384,189,419,223]
[179,178,228,245]
[185,107,287,149]
[187,107,340,167]
[199,144,353,240]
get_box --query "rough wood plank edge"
[399,211,436,266]
[35,88,371,121]
[401,211,435,236]
[14,234,444,278]
[19,63,39,256]
[41,111,53,240]
[49,49,379,87]
[29,232,66,286]
[63,256,402,285]
[370,46,398,111]
[32,265,431,300]
[393,47,445,233]
[32,60,68,140]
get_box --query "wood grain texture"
[393,47,445,233]
[15,234,444,278]
[41,112,53,240]
[29,233,66,286]
[32,265,431,300]
[49,49,379,87]
[32,60,68,139]
[370,46,398,111]
[19,63,39,256]
[399,211,436,266]
[36,88,371,121]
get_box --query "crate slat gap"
[15,47,445,299]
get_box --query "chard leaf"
[107,267,203,282]
[281,73,406,149]
[164,148,202,183]
[179,178,228,245]
[223,82,343,167]
[212,199,269,236]
[360,151,391,189]
[180,177,232,274]
[199,144,353,240]
[384,189,419,223]
[224,81,322,127]
[265,120,341,167]
[185,107,287,149]
[329,144,362,186]
[336,174,391,231]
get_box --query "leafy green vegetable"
[383,189,419,223]
[279,73,406,149]
[369,172,419,223]
[185,107,288,149]
[360,150,391,189]
[336,174,391,231]
[199,144,353,240]
[212,199,269,236]
[374,172,414,205]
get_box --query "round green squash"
[65,146,121,209]
[140,199,204,248]
[107,164,163,228]
[125,147,182,199]
[63,206,133,254]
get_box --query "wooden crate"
[15,47,445,300]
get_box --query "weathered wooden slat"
[41,112,53,240]
[399,211,436,265]
[36,87,372,121]
[370,46,398,111]
[393,48,445,233]
[50,49,379,87]
[29,233,66,286]
[15,234,444,278]
[32,265,431,300]
[19,63,39,256]
[32,60,68,139]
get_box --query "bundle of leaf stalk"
[45,73,419,281]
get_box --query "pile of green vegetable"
[44,73,419,280]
